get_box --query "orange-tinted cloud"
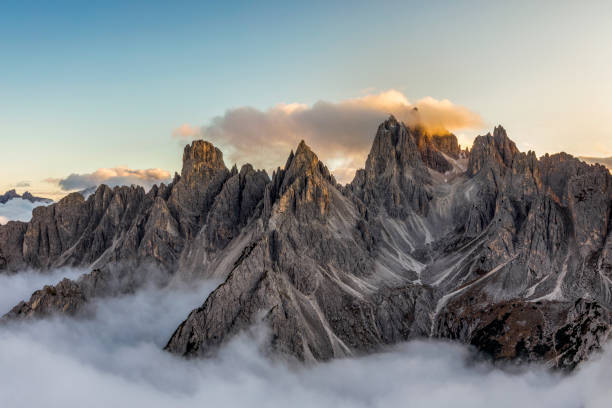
[46,167,172,191]
[172,90,483,183]
[172,124,199,139]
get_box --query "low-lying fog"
[0,198,50,225]
[0,269,610,408]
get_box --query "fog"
[0,268,85,312]
[0,270,610,408]
[0,198,50,225]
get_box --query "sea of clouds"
[0,198,50,225]
[0,269,610,408]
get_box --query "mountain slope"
[2,118,611,370]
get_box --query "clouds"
[0,268,611,408]
[172,123,199,139]
[46,167,172,192]
[14,181,30,188]
[173,90,483,183]
[0,268,85,313]
[0,198,51,225]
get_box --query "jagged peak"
[468,125,520,176]
[181,140,227,178]
[493,124,507,138]
[295,139,309,153]
[262,140,336,222]
[282,140,334,186]
[384,114,399,125]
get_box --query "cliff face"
[2,117,611,370]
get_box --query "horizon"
[2,1,612,199]
[4,118,612,202]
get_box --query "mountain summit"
[1,119,611,370]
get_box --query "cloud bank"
[0,268,610,408]
[173,90,484,183]
[0,268,85,313]
[45,167,172,192]
[0,198,52,225]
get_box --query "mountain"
[0,189,52,205]
[1,118,610,371]
[580,156,612,172]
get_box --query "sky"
[2,0,612,199]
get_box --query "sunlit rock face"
[2,117,611,370]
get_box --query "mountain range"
[580,156,612,172]
[1,116,610,370]
[0,190,52,205]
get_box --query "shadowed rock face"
[2,117,611,370]
[350,116,433,217]
[166,141,435,360]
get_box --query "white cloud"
[0,268,610,408]
[45,167,172,192]
[171,90,484,183]
[0,268,85,314]
[0,198,51,225]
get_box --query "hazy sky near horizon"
[2,0,612,199]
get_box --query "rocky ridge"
[0,189,52,204]
[1,117,610,370]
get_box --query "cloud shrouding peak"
[46,167,172,192]
[172,90,483,183]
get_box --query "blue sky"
[2,0,611,198]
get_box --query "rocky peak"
[351,115,431,216]
[168,140,232,239]
[181,140,227,179]
[0,189,19,204]
[467,125,519,176]
[0,189,51,204]
[281,140,335,190]
[264,140,335,222]
[368,116,423,170]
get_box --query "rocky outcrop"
[435,296,611,370]
[2,118,611,371]
[4,263,171,319]
[414,128,462,173]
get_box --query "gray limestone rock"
[1,118,611,372]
